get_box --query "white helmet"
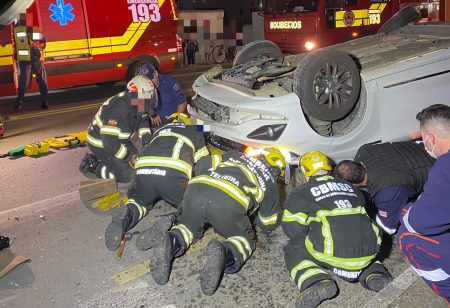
[127,75,156,100]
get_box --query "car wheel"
[294,50,361,122]
[233,40,283,66]
[377,6,419,34]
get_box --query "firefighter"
[398,104,450,304]
[282,151,392,308]
[146,148,286,295]
[137,64,187,128]
[79,75,157,183]
[333,141,435,235]
[13,14,48,111]
[104,113,209,251]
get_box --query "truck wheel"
[294,50,361,122]
[377,6,419,34]
[126,58,158,82]
[233,40,283,66]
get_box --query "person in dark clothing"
[185,39,198,66]
[138,63,186,129]
[79,75,157,183]
[283,151,392,308]
[13,14,48,111]
[398,104,450,304]
[104,114,209,251]
[146,148,287,295]
[333,141,435,235]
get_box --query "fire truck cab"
[262,0,400,53]
[0,0,182,97]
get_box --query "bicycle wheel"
[212,45,226,63]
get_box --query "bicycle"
[211,44,236,64]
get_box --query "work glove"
[128,154,138,169]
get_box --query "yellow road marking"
[110,232,223,285]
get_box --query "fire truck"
[262,0,400,53]
[0,0,182,97]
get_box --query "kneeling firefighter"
[105,113,209,251]
[79,75,158,183]
[146,148,287,295]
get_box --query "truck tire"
[377,6,419,34]
[294,50,361,122]
[126,58,159,82]
[233,40,283,66]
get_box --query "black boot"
[41,100,49,110]
[151,231,183,285]
[295,280,338,308]
[364,272,393,292]
[79,153,98,177]
[136,215,175,251]
[105,204,135,251]
[200,240,235,296]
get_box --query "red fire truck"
[0,0,182,97]
[262,0,400,54]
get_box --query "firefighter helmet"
[299,151,332,177]
[127,75,155,99]
[261,147,286,177]
[169,112,191,125]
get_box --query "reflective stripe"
[100,125,121,136]
[173,138,184,159]
[32,32,43,40]
[109,172,115,179]
[115,144,128,159]
[226,236,252,261]
[157,131,195,151]
[138,128,151,138]
[376,215,397,235]
[258,212,278,225]
[402,208,417,234]
[189,175,249,210]
[118,132,131,140]
[297,268,328,290]
[87,134,104,148]
[100,166,107,179]
[172,224,193,246]
[211,154,222,169]
[282,209,308,225]
[126,199,148,220]
[135,156,192,178]
[194,146,209,163]
[16,32,27,37]
[305,237,375,270]
[411,266,450,282]
[290,260,317,281]
[322,217,333,255]
[221,161,263,202]
[372,223,382,245]
[18,50,30,55]
[94,113,103,127]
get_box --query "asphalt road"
[0,65,446,307]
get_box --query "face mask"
[424,135,437,159]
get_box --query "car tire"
[294,50,361,122]
[232,40,283,66]
[377,6,419,34]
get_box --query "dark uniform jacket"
[194,151,280,231]
[87,91,154,161]
[134,122,209,179]
[282,175,381,269]
[356,141,435,198]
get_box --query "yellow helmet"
[261,147,286,177]
[299,151,332,177]
[169,113,190,125]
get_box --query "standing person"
[333,141,435,235]
[105,114,209,251]
[147,148,286,295]
[13,14,48,111]
[79,75,157,183]
[282,151,392,308]
[186,39,198,66]
[138,64,187,129]
[398,104,450,304]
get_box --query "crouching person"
[282,151,392,308]
[79,75,158,183]
[148,148,286,295]
[104,113,209,251]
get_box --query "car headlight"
[246,124,286,141]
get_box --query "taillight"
[176,34,182,52]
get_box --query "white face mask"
[424,134,437,159]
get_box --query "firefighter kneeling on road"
[105,113,209,251]
[146,148,286,295]
[282,151,393,308]
[79,75,158,183]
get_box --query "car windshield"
[264,0,319,13]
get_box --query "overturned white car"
[188,19,450,164]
